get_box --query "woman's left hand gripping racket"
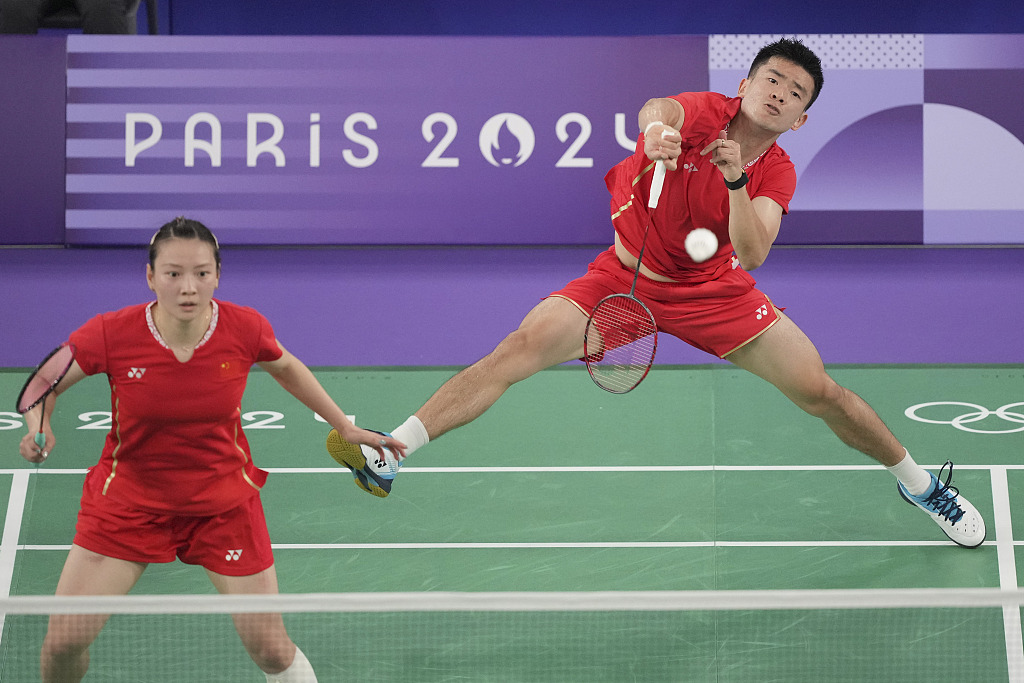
[16,343,76,463]
[584,160,667,394]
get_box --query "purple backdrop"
[1,245,1020,369]
[0,37,66,246]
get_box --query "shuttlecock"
[685,228,718,263]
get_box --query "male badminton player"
[329,38,985,549]
[18,217,404,682]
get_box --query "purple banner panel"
[710,34,926,245]
[712,33,1024,246]
[64,35,707,245]
[923,36,1024,243]
[924,34,1024,68]
[0,36,67,245]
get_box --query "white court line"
[20,540,969,551]
[2,464,1016,475]
[0,469,89,475]
[0,470,31,638]
[271,540,964,549]
[0,471,31,595]
[990,467,1024,681]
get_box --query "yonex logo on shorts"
[755,304,768,320]
[225,549,243,561]
[127,367,147,379]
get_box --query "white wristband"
[643,120,663,136]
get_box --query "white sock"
[886,450,934,496]
[265,647,317,682]
[391,415,429,458]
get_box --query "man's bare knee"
[481,324,578,381]
[791,377,847,419]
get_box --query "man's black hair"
[748,38,824,110]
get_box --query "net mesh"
[2,589,1020,682]
[584,295,657,394]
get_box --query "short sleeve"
[751,152,797,214]
[253,312,283,364]
[670,92,739,148]
[68,313,108,376]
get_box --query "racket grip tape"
[34,432,46,449]
[648,160,667,209]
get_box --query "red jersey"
[69,299,284,516]
[606,92,797,282]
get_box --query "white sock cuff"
[886,449,933,496]
[392,415,429,457]
[265,646,317,682]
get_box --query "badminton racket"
[584,160,666,394]
[15,343,76,455]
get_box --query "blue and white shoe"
[326,428,401,498]
[897,461,986,548]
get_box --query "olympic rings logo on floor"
[904,402,1024,434]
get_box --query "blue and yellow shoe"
[326,428,401,498]
[897,461,986,548]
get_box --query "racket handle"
[34,432,45,449]
[648,160,667,209]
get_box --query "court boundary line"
[18,540,967,551]
[0,471,31,639]
[3,464,1020,475]
[991,467,1024,679]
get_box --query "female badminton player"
[17,217,405,683]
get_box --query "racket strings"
[16,345,75,414]
[585,296,657,393]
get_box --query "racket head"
[16,343,76,414]
[584,294,658,394]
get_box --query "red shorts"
[74,478,274,577]
[550,247,780,358]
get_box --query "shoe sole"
[897,483,986,549]
[326,429,390,498]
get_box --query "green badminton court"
[1,364,1022,681]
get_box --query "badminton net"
[1,588,1020,681]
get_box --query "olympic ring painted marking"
[904,402,1024,434]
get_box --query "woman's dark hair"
[148,217,221,271]
[748,38,824,110]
